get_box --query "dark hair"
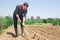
[23,2,29,7]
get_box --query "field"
[0,16,60,40]
[0,24,60,40]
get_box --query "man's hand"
[16,14,21,22]
[23,17,26,23]
[22,17,26,26]
[22,22,25,26]
[17,17,21,22]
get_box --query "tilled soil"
[0,25,60,40]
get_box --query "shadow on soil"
[7,32,19,38]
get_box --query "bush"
[25,19,35,25]
[51,19,60,26]
[43,19,47,23]
[25,18,60,26]
[25,19,44,25]
[6,16,13,27]
[0,16,13,35]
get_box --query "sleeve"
[22,10,27,17]
[14,5,19,14]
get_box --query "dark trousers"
[13,16,24,36]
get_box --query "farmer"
[13,2,29,37]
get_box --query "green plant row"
[0,16,13,35]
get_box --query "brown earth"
[0,24,60,40]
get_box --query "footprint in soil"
[7,32,19,38]
[31,34,36,39]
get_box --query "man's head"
[22,2,29,10]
